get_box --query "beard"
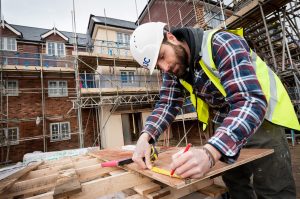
[164,41,189,77]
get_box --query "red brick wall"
[140,0,196,28]
[0,72,95,163]
[0,25,95,163]
[0,26,18,37]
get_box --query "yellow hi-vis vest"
[180,29,300,131]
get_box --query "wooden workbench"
[0,147,273,199]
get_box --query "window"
[5,80,19,96]
[120,71,135,84]
[124,34,130,46]
[205,11,223,28]
[50,122,71,142]
[117,33,123,44]
[46,42,65,57]
[0,37,17,51]
[48,80,68,97]
[0,127,19,146]
[116,32,130,46]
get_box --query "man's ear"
[166,32,177,43]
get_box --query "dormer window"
[46,42,65,57]
[0,37,17,51]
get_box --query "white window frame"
[124,34,130,46]
[0,37,17,51]
[116,33,130,46]
[46,42,65,57]
[50,122,71,142]
[120,71,135,84]
[5,80,19,96]
[117,32,123,44]
[0,127,19,146]
[48,80,68,97]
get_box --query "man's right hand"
[132,133,153,169]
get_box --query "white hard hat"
[130,22,166,74]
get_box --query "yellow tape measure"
[151,166,181,178]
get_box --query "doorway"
[121,112,142,145]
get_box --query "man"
[130,22,297,198]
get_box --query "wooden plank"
[133,182,161,195]
[126,148,273,189]
[76,164,118,183]
[109,169,126,176]
[73,158,101,169]
[23,158,100,181]
[53,169,82,198]
[126,193,145,199]
[198,184,227,197]
[36,162,74,173]
[146,179,213,199]
[37,158,72,169]
[88,148,133,161]
[0,161,43,194]
[146,187,171,199]
[1,174,58,198]
[21,163,73,180]
[219,0,265,28]
[26,191,54,199]
[71,172,152,199]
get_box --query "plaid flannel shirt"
[142,31,267,163]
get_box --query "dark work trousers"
[219,120,296,199]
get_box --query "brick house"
[0,20,93,163]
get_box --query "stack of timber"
[0,147,273,199]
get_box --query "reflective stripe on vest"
[180,28,300,131]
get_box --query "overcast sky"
[1,0,148,33]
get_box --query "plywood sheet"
[89,148,273,189]
[89,148,133,161]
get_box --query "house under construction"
[0,0,299,165]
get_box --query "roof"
[9,24,87,46]
[87,15,137,38]
[92,15,136,29]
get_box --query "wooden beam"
[126,193,144,199]
[73,158,101,169]
[198,184,227,198]
[71,172,152,199]
[146,179,213,199]
[23,158,101,180]
[53,169,82,198]
[37,162,74,171]
[0,161,42,194]
[26,191,54,199]
[146,187,171,199]
[133,182,161,196]
[21,164,73,180]
[37,158,72,169]
[1,174,58,198]
[76,164,118,183]
[219,0,259,27]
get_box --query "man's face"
[156,41,188,77]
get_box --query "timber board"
[89,148,274,189]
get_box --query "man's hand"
[170,144,221,178]
[132,133,153,169]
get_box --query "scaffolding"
[1,0,300,163]
[136,0,300,146]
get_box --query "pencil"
[170,143,192,176]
